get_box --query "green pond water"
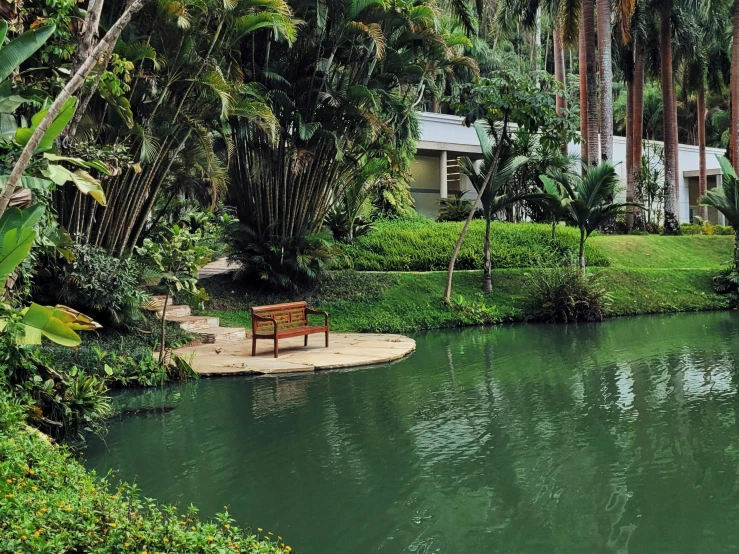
[84,312,739,554]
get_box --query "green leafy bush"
[0,394,290,554]
[438,197,480,222]
[524,263,611,323]
[34,243,148,327]
[679,223,734,236]
[681,223,703,235]
[341,218,609,271]
[0,332,111,442]
[227,223,346,290]
[713,225,735,235]
[712,262,739,302]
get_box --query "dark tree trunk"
[660,8,680,234]
[697,83,708,220]
[482,215,492,293]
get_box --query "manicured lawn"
[591,234,734,269]
[202,267,729,334]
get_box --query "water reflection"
[85,312,739,554]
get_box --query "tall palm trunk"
[554,22,567,116]
[597,0,613,162]
[632,39,645,229]
[579,18,589,164]
[583,0,599,167]
[731,0,739,171]
[697,83,708,220]
[626,78,635,229]
[660,8,680,234]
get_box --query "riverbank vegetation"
[5,0,739,550]
[0,395,288,554]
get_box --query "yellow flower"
[208,537,214,543]
[109,523,117,528]
[20,535,26,541]
[163,538,169,543]
[191,526,196,531]
[257,528,263,532]
[224,524,230,529]
[124,542,129,547]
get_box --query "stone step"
[158,304,191,318]
[196,326,247,344]
[166,315,220,331]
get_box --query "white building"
[411,112,726,224]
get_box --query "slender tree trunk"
[552,218,557,240]
[597,0,613,162]
[660,8,680,234]
[579,229,586,273]
[60,0,105,148]
[731,0,739,171]
[734,229,739,274]
[583,0,599,167]
[444,116,509,302]
[554,23,567,116]
[632,39,645,229]
[697,83,708,220]
[482,215,492,293]
[579,19,588,165]
[626,78,634,229]
[159,292,169,364]
[0,0,149,219]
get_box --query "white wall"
[419,112,726,223]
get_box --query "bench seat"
[251,302,329,358]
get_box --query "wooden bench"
[251,302,329,358]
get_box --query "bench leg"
[274,336,279,358]
[325,331,329,348]
[252,336,256,357]
[304,335,308,347]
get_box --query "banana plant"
[0,205,98,346]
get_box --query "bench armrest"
[306,308,329,327]
[252,313,277,334]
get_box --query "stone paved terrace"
[174,333,416,376]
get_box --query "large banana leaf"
[42,164,107,205]
[0,23,56,84]
[0,303,99,347]
[0,205,44,282]
[15,97,77,152]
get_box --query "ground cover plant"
[341,218,610,271]
[0,394,290,554]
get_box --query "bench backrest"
[252,302,308,333]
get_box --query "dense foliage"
[0,395,290,554]
[524,262,611,323]
[341,218,609,271]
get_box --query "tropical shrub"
[524,262,611,323]
[136,224,212,363]
[341,218,609,271]
[34,243,148,327]
[712,262,739,303]
[0,333,110,442]
[325,204,374,244]
[0,395,290,554]
[438,196,480,222]
[228,223,346,290]
[680,222,734,235]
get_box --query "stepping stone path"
[149,296,246,344]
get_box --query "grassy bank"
[200,226,734,333]
[202,266,729,334]
[0,397,288,554]
[342,219,610,270]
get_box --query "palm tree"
[458,126,542,292]
[731,0,739,170]
[699,156,739,271]
[583,0,599,167]
[655,0,680,234]
[597,0,613,162]
[539,162,640,272]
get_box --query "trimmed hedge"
[680,222,735,236]
[0,398,289,554]
[341,218,609,271]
